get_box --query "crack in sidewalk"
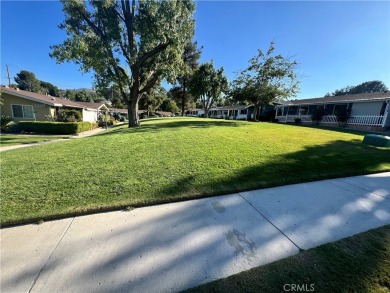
[28,217,75,293]
[237,193,304,252]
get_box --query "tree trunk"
[204,108,209,118]
[128,98,140,127]
[181,82,186,116]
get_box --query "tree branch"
[139,72,160,94]
[138,41,172,66]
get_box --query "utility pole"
[6,65,11,86]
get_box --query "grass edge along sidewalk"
[1,118,390,226]
[183,225,390,293]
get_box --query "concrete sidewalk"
[1,172,389,293]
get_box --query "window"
[241,109,247,115]
[12,105,34,119]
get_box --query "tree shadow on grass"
[283,122,381,136]
[157,139,390,200]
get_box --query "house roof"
[0,86,85,109]
[109,108,128,114]
[210,105,252,111]
[76,102,109,111]
[281,91,390,106]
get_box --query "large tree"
[325,80,388,97]
[51,0,195,127]
[171,41,202,116]
[231,42,299,121]
[14,70,42,92]
[40,81,60,97]
[189,61,229,118]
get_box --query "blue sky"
[1,1,389,99]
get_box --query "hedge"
[12,121,97,135]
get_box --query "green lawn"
[1,117,389,225]
[183,225,390,293]
[0,134,69,146]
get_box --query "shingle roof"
[210,105,251,111]
[76,102,109,110]
[282,91,390,106]
[109,108,128,114]
[0,86,85,108]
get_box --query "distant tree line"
[12,70,105,103]
[325,81,388,97]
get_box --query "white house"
[75,102,110,122]
[186,109,205,117]
[209,105,254,120]
[275,92,390,131]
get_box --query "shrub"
[295,117,302,124]
[335,109,351,123]
[0,115,13,131]
[56,109,82,122]
[112,112,120,120]
[119,116,126,122]
[12,121,93,134]
[311,108,325,122]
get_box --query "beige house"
[0,86,108,122]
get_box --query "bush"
[295,117,302,124]
[119,116,126,122]
[335,109,351,123]
[311,108,325,122]
[1,115,13,131]
[12,121,94,134]
[56,109,82,122]
[112,112,120,120]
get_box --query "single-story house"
[109,108,128,119]
[186,109,205,117]
[75,102,110,121]
[275,91,390,131]
[209,105,259,120]
[0,86,108,122]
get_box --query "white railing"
[275,114,385,127]
[348,115,384,126]
[321,115,338,124]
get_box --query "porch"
[276,114,386,127]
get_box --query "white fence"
[276,115,385,127]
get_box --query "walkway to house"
[1,172,389,293]
[0,123,125,152]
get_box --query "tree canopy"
[325,81,388,97]
[189,61,229,118]
[51,0,195,127]
[139,86,167,116]
[230,42,299,120]
[170,41,202,116]
[14,70,42,92]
